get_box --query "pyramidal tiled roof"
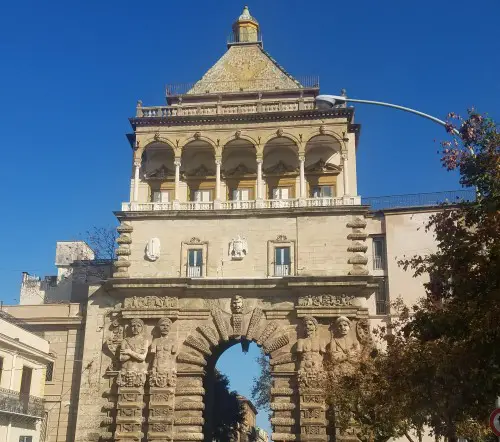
[187,44,303,94]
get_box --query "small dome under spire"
[237,5,259,25]
[231,5,261,45]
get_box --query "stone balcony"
[121,196,362,212]
[0,387,44,419]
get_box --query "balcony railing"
[165,76,320,96]
[274,265,290,277]
[137,98,316,118]
[373,255,385,270]
[121,196,362,212]
[187,266,202,278]
[362,189,476,211]
[0,387,44,418]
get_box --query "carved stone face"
[130,320,143,336]
[336,318,350,337]
[158,320,171,336]
[231,296,243,314]
[304,318,317,337]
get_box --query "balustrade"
[121,196,362,212]
[0,387,44,418]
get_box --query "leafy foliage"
[326,110,500,442]
[250,352,272,414]
[211,370,245,442]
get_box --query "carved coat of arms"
[229,235,248,260]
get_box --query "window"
[232,188,251,201]
[152,190,172,203]
[372,237,386,270]
[272,187,291,200]
[311,185,333,198]
[193,189,212,202]
[275,247,291,276]
[20,366,32,396]
[19,437,33,442]
[45,361,54,382]
[187,249,203,277]
[376,279,389,315]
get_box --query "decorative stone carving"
[256,321,278,346]
[356,318,373,348]
[270,353,296,366]
[150,317,177,388]
[263,334,290,354]
[105,318,124,371]
[145,237,161,261]
[327,316,360,375]
[276,128,284,137]
[194,131,201,139]
[197,325,219,347]
[298,294,354,307]
[276,234,288,242]
[230,295,244,337]
[246,307,264,341]
[185,335,211,356]
[124,296,178,309]
[188,237,202,244]
[210,306,230,342]
[235,130,241,139]
[228,235,248,260]
[117,319,149,387]
[346,217,367,229]
[319,125,326,134]
[347,241,368,252]
[177,352,207,367]
[297,317,326,388]
[348,254,368,265]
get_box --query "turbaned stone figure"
[117,318,149,387]
[327,316,360,375]
[149,317,177,388]
[297,316,326,388]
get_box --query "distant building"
[0,311,55,442]
[235,396,268,442]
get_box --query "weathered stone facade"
[6,6,444,442]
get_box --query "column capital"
[256,156,263,164]
[215,159,222,166]
[133,160,141,168]
[341,150,348,161]
[174,159,182,167]
[298,154,305,162]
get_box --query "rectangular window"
[152,190,171,203]
[19,437,33,442]
[311,185,333,198]
[20,366,32,396]
[232,188,251,201]
[372,237,386,270]
[375,279,389,315]
[45,361,54,382]
[274,247,291,276]
[187,249,203,277]
[193,189,212,202]
[272,187,291,200]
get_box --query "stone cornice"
[0,332,56,364]
[115,205,369,221]
[129,108,355,129]
[105,275,379,291]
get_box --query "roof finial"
[231,5,260,45]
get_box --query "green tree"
[326,110,500,442]
[210,369,245,442]
[250,352,272,414]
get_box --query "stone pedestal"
[115,386,145,442]
[148,385,175,441]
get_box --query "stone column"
[215,158,221,200]
[299,155,306,199]
[297,317,328,442]
[115,319,149,442]
[133,161,140,202]
[257,158,263,199]
[174,159,181,201]
[342,151,349,196]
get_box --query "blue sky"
[1,0,498,429]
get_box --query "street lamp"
[315,93,461,137]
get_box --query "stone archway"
[104,286,374,442]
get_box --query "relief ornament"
[327,316,360,375]
[145,237,161,261]
[297,316,326,388]
[229,235,248,260]
[150,317,177,388]
[117,319,149,387]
